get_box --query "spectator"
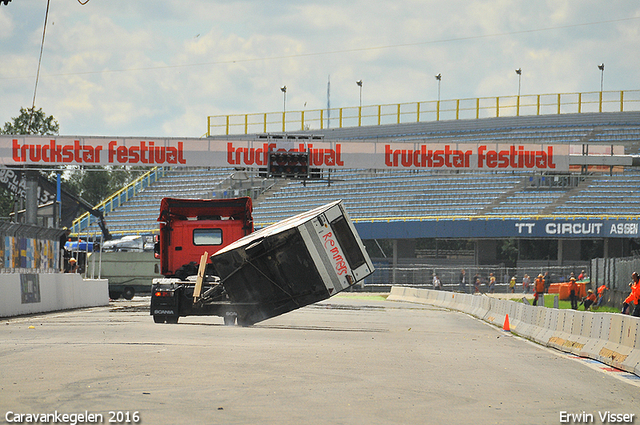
[578,269,585,281]
[581,289,596,311]
[509,276,516,293]
[433,274,442,291]
[622,272,640,316]
[533,274,545,306]
[596,284,608,307]
[544,272,551,292]
[64,257,78,273]
[459,269,467,293]
[474,274,481,293]
[488,273,496,293]
[569,277,579,310]
[522,274,530,293]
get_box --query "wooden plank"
[193,251,208,301]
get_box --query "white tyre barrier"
[387,286,640,377]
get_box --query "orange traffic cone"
[503,314,510,332]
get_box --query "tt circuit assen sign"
[356,218,640,240]
[0,136,570,171]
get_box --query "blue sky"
[0,0,638,137]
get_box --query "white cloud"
[0,0,639,137]
[0,8,13,39]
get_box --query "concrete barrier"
[388,286,640,377]
[0,273,108,318]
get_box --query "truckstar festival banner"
[0,136,572,171]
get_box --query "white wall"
[0,273,108,318]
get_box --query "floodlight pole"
[598,63,605,92]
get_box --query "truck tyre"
[237,316,252,327]
[153,315,165,323]
[109,291,121,300]
[123,287,135,300]
[165,315,179,324]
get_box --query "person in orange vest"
[533,273,545,306]
[581,289,597,311]
[569,277,579,310]
[596,284,608,307]
[622,272,640,316]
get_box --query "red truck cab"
[156,197,254,278]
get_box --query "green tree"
[64,166,145,206]
[497,239,519,267]
[0,107,61,218]
[2,107,59,135]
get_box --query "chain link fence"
[590,257,640,307]
[365,261,590,293]
[363,256,640,309]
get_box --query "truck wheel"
[123,287,135,300]
[109,291,121,300]
[237,316,252,327]
[224,315,236,326]
[165,315,179,324]
[153,315,165,323]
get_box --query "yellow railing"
[71,167,167,235]
[206,89,640,136]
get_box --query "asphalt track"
[1,294,638,425]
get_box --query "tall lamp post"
[598,63,605,92]
[356,80,363,126]
[435,73,441,102]
[356,80,363,107]
[515,68,522,116]
[280,85,287,112]
[280,85,287,131]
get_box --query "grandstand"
[73,109,640,287]
[77,111,640,231]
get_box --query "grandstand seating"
[78,112,640,237]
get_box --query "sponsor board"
[356,219,640,240]
[1,136,573,171]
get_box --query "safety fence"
[591,256,640,306]
[388,287,640,377]
[207,89,640,136]
[0,221,66,273]
[365,262,589,293]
